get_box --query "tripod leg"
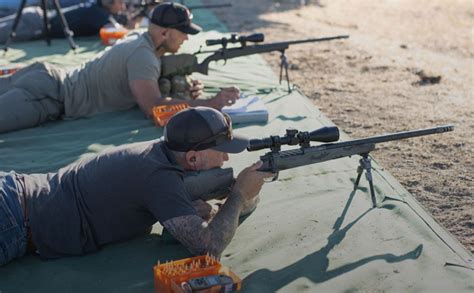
[40,0,51,45]
[51,0,77,50]
[3,0,29,54]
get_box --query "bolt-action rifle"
[161,33,349,93]
[184,125,454,206]
[247,125,454,207]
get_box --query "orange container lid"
[99,27,129,46]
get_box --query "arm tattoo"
[163,191,244,257]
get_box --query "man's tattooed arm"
[163,190,245,257]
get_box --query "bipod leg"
[353,154,377,207]
[360,154,377,207]
[51,0,77,51]
[279,51,291,93]
[353,160,364,192]
[279,54,284,85]
[284,56,291,93]
[3,0,28,54]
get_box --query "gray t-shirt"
[62,32,161,118]
[22,141,197,259]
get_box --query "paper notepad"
[222,95,269,124]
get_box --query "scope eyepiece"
[247,126,339,152]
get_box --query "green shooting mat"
[0,2,472,292]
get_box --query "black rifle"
[161,33,349,92]
[247,125,454,207]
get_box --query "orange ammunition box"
[152,103,190,127]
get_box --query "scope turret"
[247,126,340,152]
[205,33,265,48]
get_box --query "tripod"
[3,0,77,54]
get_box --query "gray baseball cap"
[164,107,248,153]
[150,3,202,35]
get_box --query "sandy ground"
[206,0,473,253]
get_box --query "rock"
[412,70,442,86]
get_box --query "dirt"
[206,0,474,253]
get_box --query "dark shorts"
[0,171,27,266]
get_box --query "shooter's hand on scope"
[207,86,240,110]
[190,79,204,100]
[233,161,275,203]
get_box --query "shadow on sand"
[242,188,423,291]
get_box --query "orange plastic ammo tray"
[0,64,24,76]
[154,254,241,293]
[152,103,190,127]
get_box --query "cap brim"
[177,23,202,35]
[211,133,248,154]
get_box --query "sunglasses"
[190,112,233,151]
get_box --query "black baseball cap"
[164,107,248,153]
[150,3,202,35]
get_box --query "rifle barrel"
[284,35,349,46]
[331,125,453,149]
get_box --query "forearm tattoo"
[163,191,244,257]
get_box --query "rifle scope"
[206,33,265,47]
[247,126,340,152]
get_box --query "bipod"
[3,0,77,55]
[279,50,292,93]
[353,153,377,207]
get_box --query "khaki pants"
[0,62,65,134]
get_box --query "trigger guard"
[264,172,279,182]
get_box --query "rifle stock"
[184,167,234,201]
